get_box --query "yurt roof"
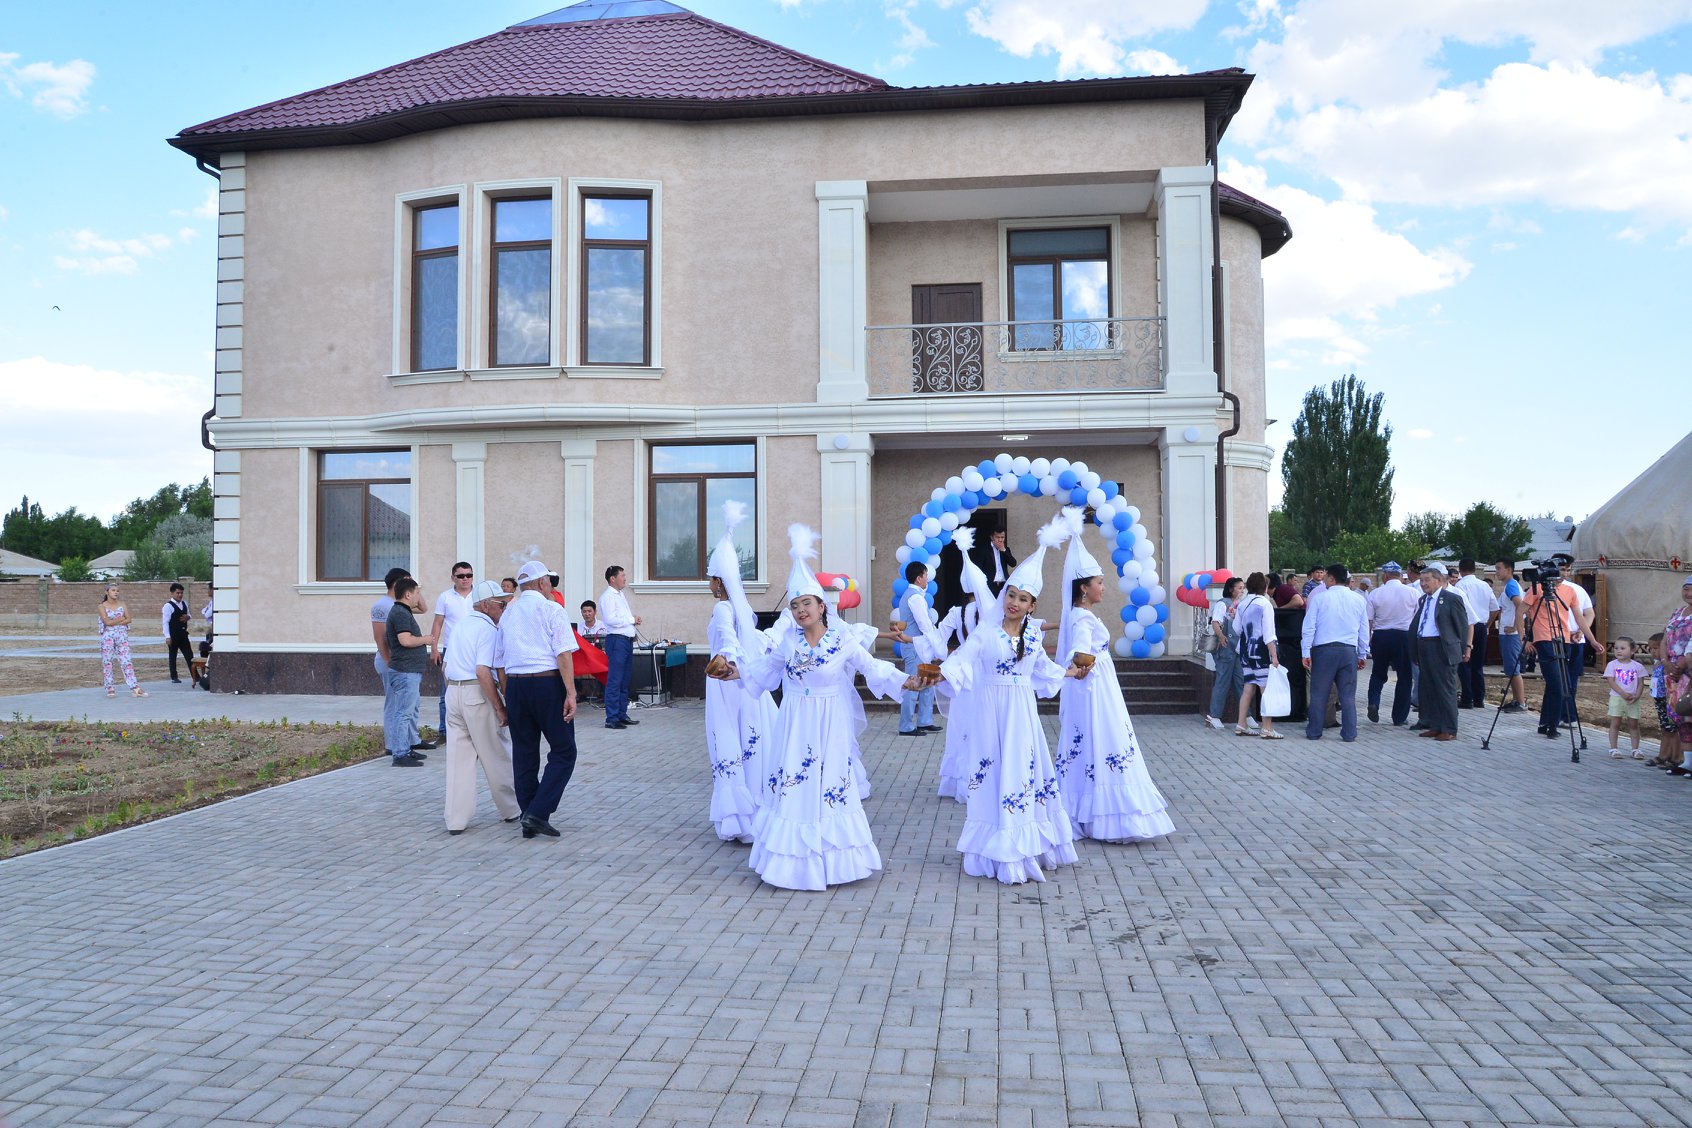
[1573,430,1692,568]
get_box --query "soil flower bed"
[0,718,384,859]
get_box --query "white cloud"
[1123,49,1181,75]
[54,227,180,275]
[963,0,1206,77]
[883,0,936,69]
[1408,428,1435,440]
[0,52,96,118]
[172,187,218,221]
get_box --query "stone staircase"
[858,657,1197,716]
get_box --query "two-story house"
[170,0,1289,693]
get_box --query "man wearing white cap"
[500,560,579,839]
[443,580,522,835]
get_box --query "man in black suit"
[1411,562,1471,741]
[970,528,1017,598]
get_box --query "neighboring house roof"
[1572,429,1692,569]
[87,549,136,573]
[1523,516,1579,563]
[0,548,59,575]
[1218,182,1292,258]
[169,1,1254,159]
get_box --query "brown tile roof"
[1219,181,1293,257]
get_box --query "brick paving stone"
[7,697,1692,1125]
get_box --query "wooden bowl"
[1072,653,1097,671]
[890,620,907,633]
[705,655,731,679]
[917,662,941,682]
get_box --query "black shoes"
[520,814,560,839]
[170,678,183,684]
[448,829,464,835]
[391,752,426,767]
[413,737,441,750]
[620,718,639,726]
[605,722,626,730]
[898,730,921,737]
[1367,705,1379,723]
[918,725,942,733]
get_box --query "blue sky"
[2,0,1689,531]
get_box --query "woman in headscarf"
[934,526,987,802]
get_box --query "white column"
[560,439,596,608]
[211,450,241,646]
[815,180,869,404]
[818,432,874,624]
[214,152,246,418]
[1159,424,1218,656]
[1150,166,1216,396]
[451,442,487,577]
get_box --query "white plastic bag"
[1261,665,1291,717]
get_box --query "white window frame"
[391,186,469,381]
[565,177,663,378]
[629,435,767,595]
[472,178,563,377]
[296,444,421,593]
[995,215,1124,361]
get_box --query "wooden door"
[910,283,983,392]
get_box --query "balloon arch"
[888,452,1170,659]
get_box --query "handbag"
[1261,664,1292,717]
[1198,614,1221,654]
[1673,676,1692,718]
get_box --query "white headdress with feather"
[1056,507,1102,666]
[1003,512,1072,600]
[785,523,826,602]
[708,500,757,641]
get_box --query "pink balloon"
[837,589,862,611]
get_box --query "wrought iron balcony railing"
[864,316,1165,397]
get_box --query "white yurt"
[1572,430,1692,644]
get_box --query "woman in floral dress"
[702,502,770,843]
[1664,577,1692,745]
[1053,509,1174,843]
[938,515,1082,884]
[725,526,922,891]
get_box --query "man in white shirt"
[1300,564,1370,741]
[1454,558,1500,709]
[161,583,195,685]
[598,564,642,729]
[501,560,579,839]
[430,561,476,740]
[442,580,521,835]
[1365,562,1420,725]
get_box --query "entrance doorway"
[910,283,983,393]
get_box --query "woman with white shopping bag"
[1234,571,1285,739]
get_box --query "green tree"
[1268,507,1313,574]
[108,478,213,548]
[1442,502,1531,565]
[56,556,95,583]
[1401,511,1450,552]
[1280,374,1395,554]
[0,495,115,562]
[1328,528,1434,575]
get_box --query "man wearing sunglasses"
[431,562,477,743]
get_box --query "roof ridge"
[680,9,885,91]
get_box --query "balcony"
[864,317,1164,398]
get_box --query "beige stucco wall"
[238,447,306,645]
[1221,216,1268,445]
[1229,465,1270,573]
[485,442,566,587]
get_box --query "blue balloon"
[976,490,993,507]
[910,546,929,564]
[924,537,941,555]
[977,460,997,479]
[1111,547,1131,567]
[1144,624,1165,645]
[927,580,938,598]
[1153,604,1169,624]
[1129,586,1150,606]
[1057,469,1079,490]
[937,528,954,546]
[961,492,979,510]
[1100,480,1119,500]
[1113,512,1131,531]
[893,578,909,599]
[1116,531,1134,549]
[941,493,961,513]
[1130,640,1151,659]
[925,501,944,519]
[1018,473,1040,495]
[1119,605,1135,623]
[909,513,926,530]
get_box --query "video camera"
[1530,552,1573,585]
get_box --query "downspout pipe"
[1207,113,1238,565]
[193,157,222,452]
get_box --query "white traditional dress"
[703,600,766,842]
[739,623,907,890]
[939,617,1078,884]
[933,602,980,801]
[1055,607,1175,842]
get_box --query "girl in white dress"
[702,501,771,842]
[935,526,986,802]
[1054,509,1175,843]
[938,515,1083,884]
[724,526,923,891]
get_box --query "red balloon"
[837,589,862,610]
[1208,568,1233,583]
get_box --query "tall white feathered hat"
[1003,512,1072,601]
[708,500,756,640]
[1056,507,1102,665]
[784,523,827,602]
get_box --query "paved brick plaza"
[4,699,1692,1127]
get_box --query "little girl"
[1604,637,1646,759]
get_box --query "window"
[317,451,412,581]
[411,204,460,371]
[648,442,756,580]
[490,197,552,367]
[581,194,651,365]
[1006,226,1110,351]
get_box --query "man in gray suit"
[1411,562,1471,741]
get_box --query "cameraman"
[1522,567,1601,739]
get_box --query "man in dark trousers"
[500,560,579,839]
[1411,562,1471,741]
[161,583,196,685]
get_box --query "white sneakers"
[1205,715,1225,730]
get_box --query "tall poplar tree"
[1279,374,1394,553]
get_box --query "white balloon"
[962,469,984,492]
[939,511,959,530]
[1080,471,1101,491]
[983,478,1004,498]
[1050,457,1071,475]
[1123,505,1141,524]
[1148,585,1167,605]
[1030,457,1051,477]
[905,529,926,548]
[920,517,941,538]
[1117,575,1136,594]
[1086,487,1107,508]
[1120,560,1144,581]
[945,476,964,495]
[895,545,912,565]
[1038,475,1058,496]
[1070,461,1088,476]
[1121,621,1145,641]
[1011,455,1031,476]
[1132,540,1153,560]
[999,472,1020,493]
[1147,642,1166,658]
[932,487,947,502]
[1143,569,1160,588]
[1135,605,1158,626]
[1094,502,1117,524]
[1113,637,1134,658]
[994,452,1013,473]
[1128,523,1147,540]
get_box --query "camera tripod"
[1480,579,1588,761]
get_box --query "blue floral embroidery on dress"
[1033,773,1058,805]
[785,629,846,682]
[711,756,741,779]
[822,770,852,807]
[741,726,761,764]
[967,757,994,791]
[1105,751,1128,773]
[769,746,817,794]
[1058,728,1084,773]
[1002,755,1037,813]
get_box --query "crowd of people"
[91,580,213,696]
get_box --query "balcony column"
[1159,424,1218,656]
[817,432,874,624]
[560,439,596,608]
[452,442,486,579]
[815,180,869,404]
[1150,166,1216,396]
